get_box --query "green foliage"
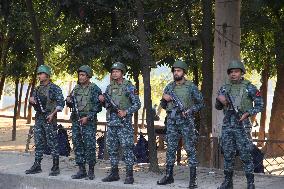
[1,0,281,89]
[240,0,282,77]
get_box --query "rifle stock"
[103,93,126,123]
[69,91,83,132]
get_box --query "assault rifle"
[103,92,126,123]
[69,91,83,133]
[167,87,192,119]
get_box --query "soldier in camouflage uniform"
[25,65,65,176]
[215,60,264,189]
[157,60,204,189]
[99,62,141,184]
[66,65,102,180]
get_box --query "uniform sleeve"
[125,84,141,115]
[215,86,226,110]
[87,85,102,121]
[31,90,36,97]
[31,87,39,97]
[52,85,65,112]
[66,89,74,108]
[215,98,224,110]
[102,85,110,108]
[247,84,264,116]
[188,84,204,114]
[160,84,170,109]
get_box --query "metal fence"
[25,124,284,176]
[158,135,284,176]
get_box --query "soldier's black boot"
[25,160,42,174]
[124,167,134,184]
[49,157,60,176]
[102,166,120,182]
[189,166,197,189]
[71,164,87,179]
[86,162,95,180]
[246,173,255,189]
[157,165,174,185]
[217,171,233,189]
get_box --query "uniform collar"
[174,78,187,86]
[79,82,91,88]
[226,78,244,85]
[111,78,125,85]
[40,81,51,87]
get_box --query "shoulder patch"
[184,80,194,86]
[242,79,251,85]
[134,88,139,95]
[255,90,261,97]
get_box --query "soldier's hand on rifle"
[79,117,88,125]
[118,110,127,118]
[217,95,228,106]
[99,95,105,103]
[29,97,36,105]
[46,113,55,123]
[239,112,250,122]
[66,96,71,103]
[163,94,172,102]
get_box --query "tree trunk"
[0,36,9,100]
[0,76,6,101]
[141,106,146,128]
[267,30,284,156]
[12,78,20,141]
[198,0,213,167]
[27,70,37,124]
[257,63,269,147]
[133,72,140,143]
[25,0,44,66]
[24,82,32,118]
[64,81,72,115]
[184,6,199,86]
[212,0,241,137]
[25,0,43,124]
[135,0,159,172]
[16,80,24,119]
[212,0,241,169]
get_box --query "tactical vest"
[108,79,132,110]
[225,79,253,113]
[166,80,194,112]
[73,83,94,113]
[37,83,56,113]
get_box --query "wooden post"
[212,0,241,168]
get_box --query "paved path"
[0,152,283,189]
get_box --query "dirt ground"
[0,117,32,152]
[1,115,284,177]
[1,152,284,189]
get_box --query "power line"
[214,28,240,47]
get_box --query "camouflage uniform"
[25,65,64,176]
[70,83,102,165]
[67,65,102,180]
[33,82,65,161]
[102,62,141,184]
[158,60,204,188]
[162,81,204,168]
[216,60,264,189]
[105,79,141,170]
[216,79,263,174]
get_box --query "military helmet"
[227,60,246,74]
[37,65,52,76]
[78,65,93,78]
[110,62,126,74]
[171,60,188,74]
